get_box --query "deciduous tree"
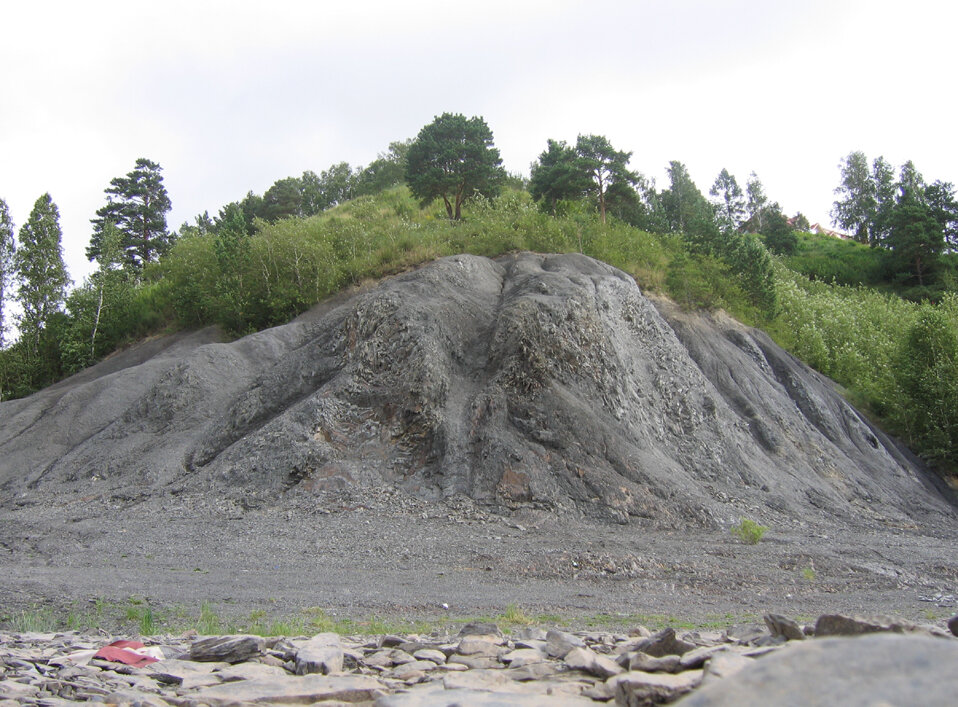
[15,194,70,353]
[0,199,14,348]
[405,113,505,220]
[354,140,411,197]
[709,168,745,233]
[744,171,769,233]
[832,151,877,244]
[662,161,715,242]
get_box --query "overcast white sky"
[2,0,956,284]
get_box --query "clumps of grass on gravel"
[1,599,762,637]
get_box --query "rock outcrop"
[0,253,953,527]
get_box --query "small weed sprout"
[801,566,816,581]
[730,518,768,545]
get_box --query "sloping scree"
[0,252,954,529]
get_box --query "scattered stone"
[545,629,586,658]
[631,627,695,657]
[377,686,595,706]
[458,622,502,638]
[1,615,954,707]
[701,651,754,684]
[813,614,923,638]
[190,673,386,705]
[507,662,562,681]
[448,653,503,670]
[189,634,265,663]
[609,669,703,705]
[515,627,549,642]
[763,613,805,641]
[217,661,289,682]
[679,644,728,670]
[442,668,513,691]
[502,648,547,668]
[0,681,40,700]
[724,625,767,644]
[294,632,344,675]
[625,652,681,673]
[564,646,624,678]
[457,635,504,656]
[414,648,447,664]
[367,648,417,667]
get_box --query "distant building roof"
[808,223,852,240]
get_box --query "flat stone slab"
[188,673,386,705]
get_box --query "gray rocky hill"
[1,252,953,529]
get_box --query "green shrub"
[730,518,768,544]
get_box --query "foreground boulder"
[677,633,958,706]
[1,253,953,528]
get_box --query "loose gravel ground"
[2,485,956,632]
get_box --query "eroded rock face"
[0,253,953,527]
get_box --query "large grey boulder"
[676,634,958,706]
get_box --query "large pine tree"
[89,158,172,269]
[405,113,505,220]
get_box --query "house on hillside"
[807,223,852,240]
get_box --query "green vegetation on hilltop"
[1,115,957,480]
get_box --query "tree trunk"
[91,279,105,361]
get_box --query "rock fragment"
[545,629,586,658]
[763,613,805,641]
[189,634,265,663]
[608,669,703,705]
[563,646,624,678]
[631,627,695,657]
[813,614,922,637]
[678,634,958,706]
[190,674,386,705]
[294,632,344,675]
